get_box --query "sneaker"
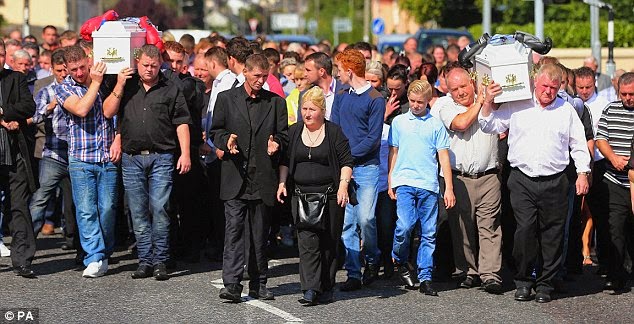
[0,242,10,257]
[82,261,101,278]
[83,260,107,278]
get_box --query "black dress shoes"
[153,263,169,281]
[419,280,438,296]
[249,284,274,300]
[514,287,533,301]
[482,279,503,294]
[131,264,153,279]
[362,264,379,286]
[220,283,243,302]
[535,291,552,303]
[317,290,334,304]
[396,264,417,289]
[459,275,482,289]
[61,238,75,250]
[298,290,318,306]
[603,279,626,291]
[339,278,362,291]
[14,265,36,278]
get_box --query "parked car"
[376,34,412,54]
[414,28,474,53]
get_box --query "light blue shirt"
[388,110,449,193]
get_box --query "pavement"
[1,233,634,323]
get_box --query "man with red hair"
[331,48,386,291]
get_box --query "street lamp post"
[584,0,615,76]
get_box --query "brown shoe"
[41,223,55,235]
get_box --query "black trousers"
[604,180,634,282]
[375,190,396,268]
[1,154,36,267]
[508,168,568,293]
[222,198,271,287]
[296,196,344,292]
[586,160,610,268]
[170,158,206,254]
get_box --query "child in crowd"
[388,80,455,296]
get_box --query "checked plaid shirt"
[34,79,69,163]
[55,75,114,163]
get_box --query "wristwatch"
[577,171,590,176]
[0,106,4,116]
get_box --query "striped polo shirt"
[595,101,634,188]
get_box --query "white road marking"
[211,282,303,322]
[211,259,302,322]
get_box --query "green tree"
[305,0,366,45]
[398,0,443,25]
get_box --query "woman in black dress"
[276,86,353,305]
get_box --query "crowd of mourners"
[1,24,634,306]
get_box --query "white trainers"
[83,260,107,278]
[0,242,10,257]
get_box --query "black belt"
[453,168,498,179]
[127,149,170,156]
[511,167,564,180]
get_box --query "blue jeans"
[68,157,118,266]
[122,153,173,266]
[392,185,438,281]
[30,157,69,235]
[342,164,380,279]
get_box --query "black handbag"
[294,187,333,230]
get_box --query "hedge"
[468,20,634,48]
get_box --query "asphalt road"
[1,233,633,323]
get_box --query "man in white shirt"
[302,52,348,121]
[479,64,591,303]
[598,69,625,103]
[438,68,503,294]
[200,46,237,261]
[226,37,252,89]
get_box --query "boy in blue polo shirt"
[388,80,455,296]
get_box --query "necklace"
[304,125,324,159]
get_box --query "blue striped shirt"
[55,75,114,163]
[34,79,69,163]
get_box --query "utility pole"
[534,0,544,41]
[363,0,369,42]
[584,0,615,76]
[22,0,30,37]
[482,0,491,35]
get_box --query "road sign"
[372,18,385,35]
[271,13,300,31]
[307,19,318,33]
[332,17,352,33]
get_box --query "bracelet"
[340,178,350,183]
[112,91,121,99]
[577,172,589,176]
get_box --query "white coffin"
[92,21,147,74]
[474,41,534,103]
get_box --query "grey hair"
[13,49,31,61]
[280,57,297,71]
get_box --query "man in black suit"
[211,53,288,302]
[0,39,38,277]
